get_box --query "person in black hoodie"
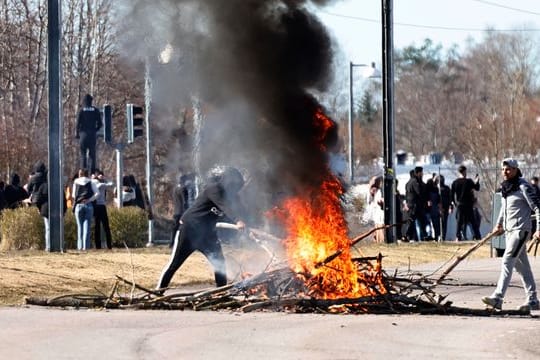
[76,94,102,173]
[27,161,47,203]
[451,165,481,240]
[0,181,6,213]
[157,166,246,291]
[33,178,67,251]
[4,173,29,209]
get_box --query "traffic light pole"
[144,60,154,247]
[115,143,125,208]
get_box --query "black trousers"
[79,134,97,173]
[157,224,227,290]
[456,205,481,240]
[94,204,112,249]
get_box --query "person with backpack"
[482,158,540,311]
[72,168,99,250]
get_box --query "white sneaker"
[482,296,502,310]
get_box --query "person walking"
[72,168,99,250]
[157,166,246,292]
[482,158,540,311]
[92,170,114,249]
[76,94,102,173]
[451,165,481,240]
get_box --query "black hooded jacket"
[4,173,29,209]
[27,161,47,202]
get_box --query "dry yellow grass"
[0,240,492,306]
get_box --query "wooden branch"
[314,222,403,268]
[115,275,163,296]
[434,232,497,285]
[351,222,405,247]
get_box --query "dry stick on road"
[434,232,497,285]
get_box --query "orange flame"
[274,109,386,299]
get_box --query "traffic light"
[103,104,112,144]
[126,104,144,144]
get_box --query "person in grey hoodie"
[482,158,540,311]
[72,168,99,250]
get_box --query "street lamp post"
[348,62,379,184]
[382,0,396,243]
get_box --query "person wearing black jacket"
[451,165,481,240]
[33,178,67,251]
[27,161,47,203]
[76,94,102,173]
[157,166,246,291]
[4,173,28,209]
[405,167,428,241]
[437,175,452,241]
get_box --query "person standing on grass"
[4,173,28,209]
[33,178,67,252]
[482,158,540,311]
[92,170,114,250]
[72,168,99,250]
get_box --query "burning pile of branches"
[24,227,529,316]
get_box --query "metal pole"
[116,145,123,208]
[47,0,64,252]
[348,61,354,184]
[382,0,396,243]
[144,60,154,246]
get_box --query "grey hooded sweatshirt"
[497,178,540,232]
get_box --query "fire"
[274,109,386,300]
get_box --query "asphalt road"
[1,257,540,360]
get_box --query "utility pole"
[382,0,396,243]
[47,0,64,252]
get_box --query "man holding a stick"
[156,166,246,292]
[482,158,540,311]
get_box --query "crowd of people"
[0,161,123,251]
[401,164,482,242]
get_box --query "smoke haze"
[119,0,341,222]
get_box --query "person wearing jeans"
[72,169,99,250]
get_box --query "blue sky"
[317,0,540,65]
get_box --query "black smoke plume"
[120,0,341,218]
